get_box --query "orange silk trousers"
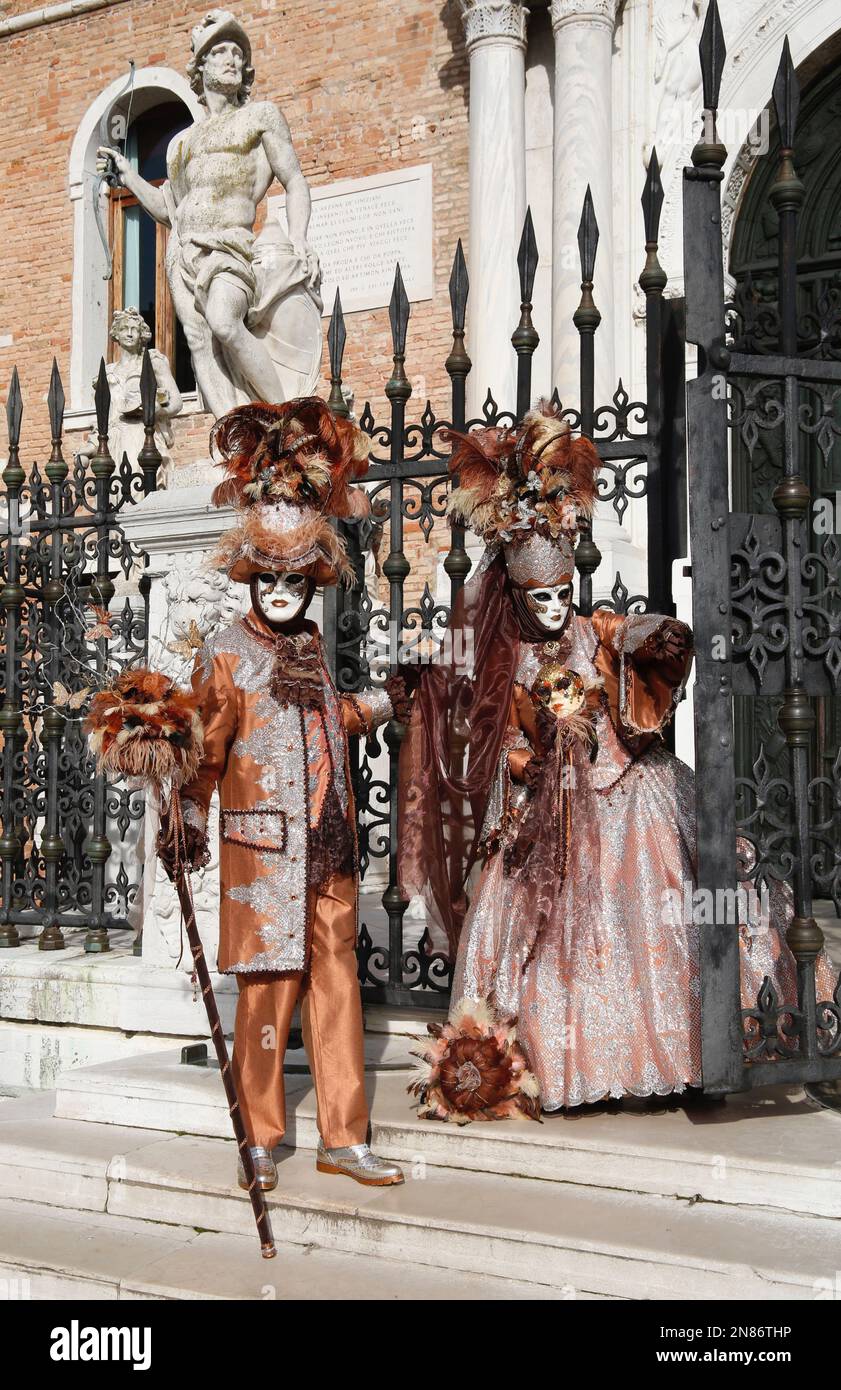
[231,871,369,1151]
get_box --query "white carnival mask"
[253,570,309,625]
[524,582,573,632]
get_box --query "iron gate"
[684,2,841,1090]
[323,178,680,1008]
[0,362,152,953]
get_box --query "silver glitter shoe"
[236,1145,278,1192]
[316,1139,404,1186]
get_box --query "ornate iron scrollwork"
[321,178,673,1007]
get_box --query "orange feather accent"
[210,397,369,520]
[85,668,204,791]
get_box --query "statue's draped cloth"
[162,183,323,404]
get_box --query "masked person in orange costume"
[166,398,405,1189]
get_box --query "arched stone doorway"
[68,68,201,409]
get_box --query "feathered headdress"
[209,397,371,586]
[446,403,601,587]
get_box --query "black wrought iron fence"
[684,1,841,1091]
[323,168,680,1008]
[0,360,151,954]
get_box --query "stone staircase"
[0,1040,840,1300]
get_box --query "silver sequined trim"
[615,613,668,657]
[362,686,393,728]
[182,799,207,834]
[479,727,531,848]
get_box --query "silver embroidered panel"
[207,620,310,973]
[221,809,287,852]
[362,685,393,728]
[182,799,208,834]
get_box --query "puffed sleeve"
[506,688,536,782]
[591,610,693,741]
[340,687,392,736]
[179,645,238,836]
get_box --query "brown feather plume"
[85,668,204,791]
[210,397,370,520]
[444,402,600,544]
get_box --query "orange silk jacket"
[180,609,392,974]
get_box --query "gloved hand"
[385,670,415,724]
[638,619,693,663]
[521,755,545,792]
[156,818,209,882]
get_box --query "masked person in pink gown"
[399,405,837,1120]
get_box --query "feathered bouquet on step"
[408,998,541,1124]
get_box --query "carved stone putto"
[459,0,528,49]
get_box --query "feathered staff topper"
[85,667,203,790]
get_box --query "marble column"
[459,1,529,417]
[550,0,619,408]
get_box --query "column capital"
[458,0,528,52]
[550,0,619,33]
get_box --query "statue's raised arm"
[95,146,171,227]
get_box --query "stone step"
[0,936,236,1038]
[54,1041,414,1137]
[0,1196,565,1301]
[54,1050,841,1220]
[0,1097,837,1300]
[0,936,442,1093]
[0,1019,195,1092]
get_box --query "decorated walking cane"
[85,668,277,1260]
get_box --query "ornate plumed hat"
[446,405,601,587]
[209,397,371,587]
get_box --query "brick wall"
[0,0,470,463]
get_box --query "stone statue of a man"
[97,10,323,418]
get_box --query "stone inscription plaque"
[269,164,433,315]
